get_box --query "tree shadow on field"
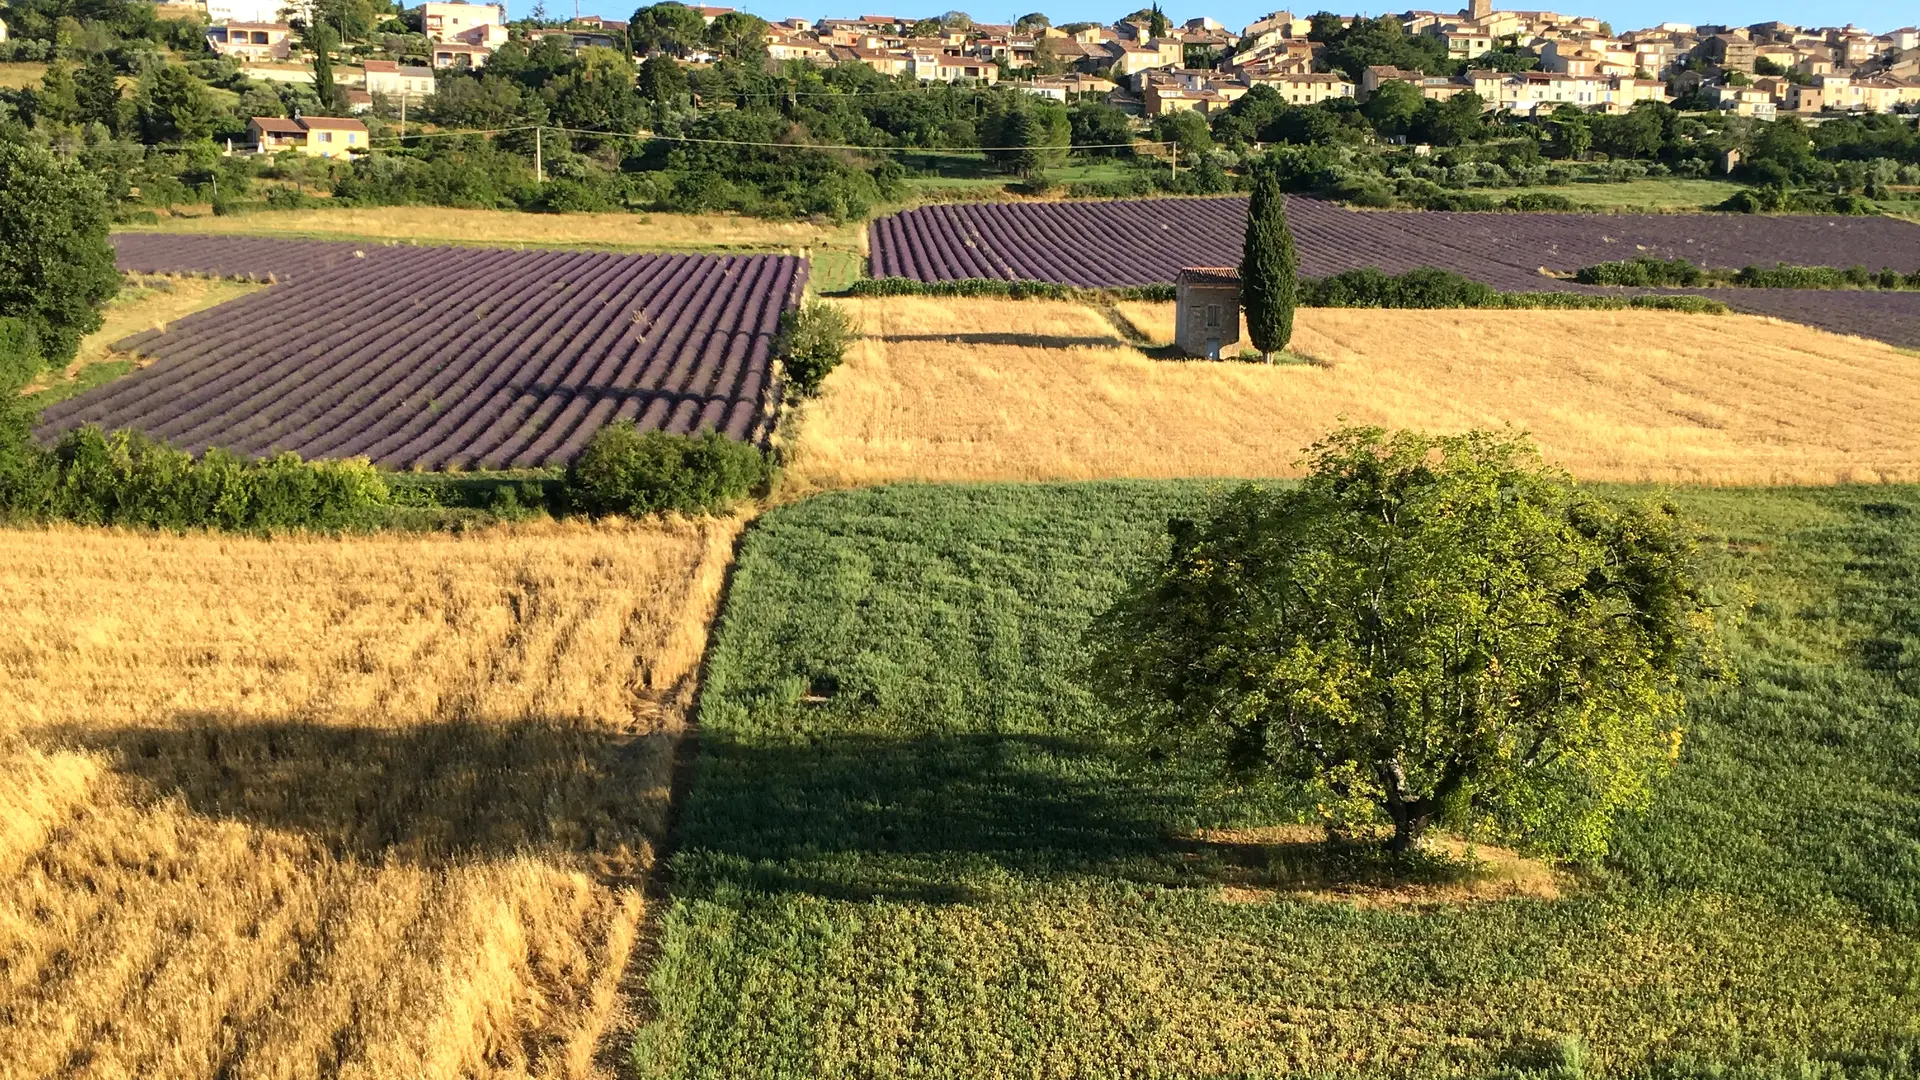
[673,730,1276,904]
[40,713,673,874]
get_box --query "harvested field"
[41,240,808,467]
[790,297,1920,487]
[0,518,741,1080]
[114,206,847,253]
[870,196,1920,288]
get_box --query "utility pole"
[534,126,543,182]
[1169,141,1177,180]
[398,93,405,140]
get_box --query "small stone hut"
[1174,266,1241,359]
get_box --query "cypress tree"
[310,22,348,114]
[1240,169,1297,363]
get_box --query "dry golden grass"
[1198,826,1561,908]
[118,205,850,254]
[19,274,263,401]
[790,298,1920,487]
[0,62,49,89]
[0,519,741,1080]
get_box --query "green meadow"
[635,481,1920,1079]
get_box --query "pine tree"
[75,55,123,133]
[1239,168,1297,363]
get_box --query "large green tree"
[629,1,708,57]
[704,11,769,61]
[0,141,119,379]
[75,54,124,132]
[1090,427,1715,858]
[1238,167,1296,361]
[134,63,215,142]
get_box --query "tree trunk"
[1386,808,1433,853]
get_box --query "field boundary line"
[593,518,759,1076]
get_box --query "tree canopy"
[629,1,708,57]
[1090,427,1716,859]
[0,140,119,378]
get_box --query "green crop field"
[636,481,1920,1079]
[1479,177,1749,212]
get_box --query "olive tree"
[1090,427,1716,859]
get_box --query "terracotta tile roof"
[1178,266,1240,285]
[299,116,368,131]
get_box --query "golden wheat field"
[0,519,739,1080]
[788,297,1920,487]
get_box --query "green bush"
[562,423,769,518]
[776,301,855,400]
[1575,257,1708,287]
[1503,192,1582,211]
[1300,266,1498,308]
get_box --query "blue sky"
[568,0,1915,33]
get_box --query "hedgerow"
[1,425,392,531]
[849,270,1723,313]
[1577,256,1920,291]
[844,277,1178,302]
[1,399,773,530]
[1300,268,1728,313]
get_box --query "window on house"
[318,131,331,142]
[1206,303,1220,328]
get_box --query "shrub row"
[1577,256,1920,291]
[1299,268,1728,313]
[1733,263,1920,290]
[0,408,772,532]
[1717,188,1876,215]
[844,277,1179,302]
[0,426,394,531]
[848,269,1724,313]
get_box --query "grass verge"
[18,273,264,410]
[1474,177,1750,212]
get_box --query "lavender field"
[869,197,1920,347]
[43,240,807,468]
[870,196,1920,288]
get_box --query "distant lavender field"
[869,197,1920,346]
